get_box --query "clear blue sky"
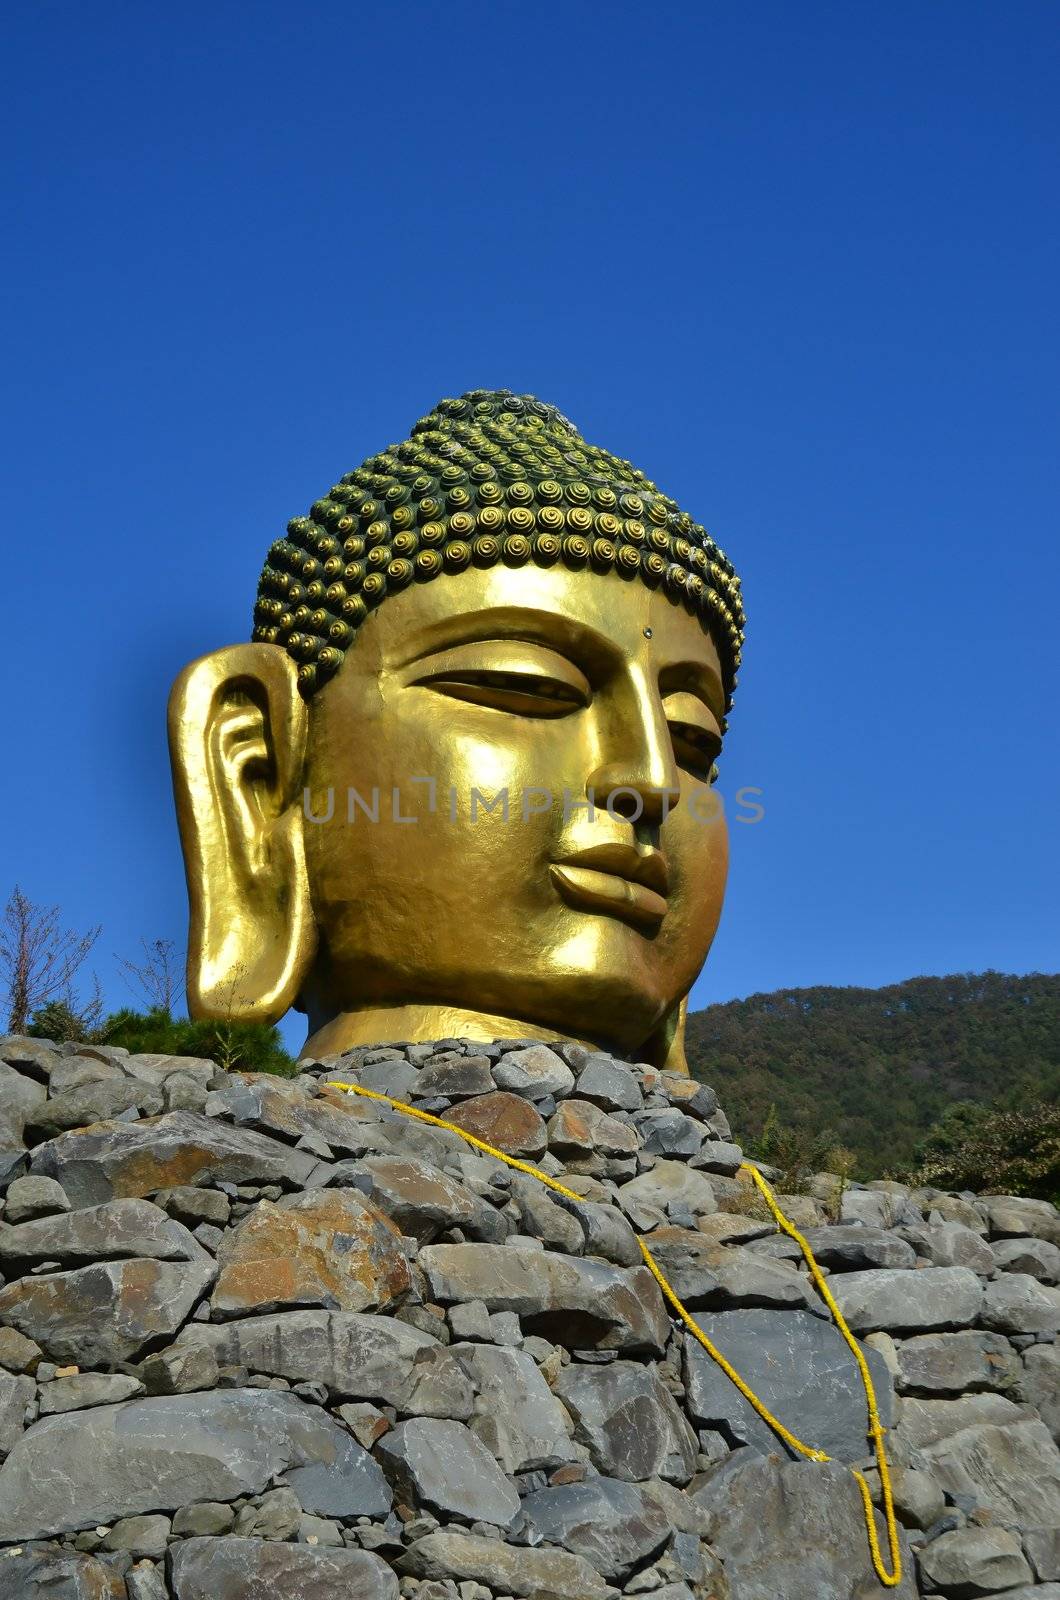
[3,2,1057,1049]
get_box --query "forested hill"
[685,970,1060,1179]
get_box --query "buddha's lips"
[549,844,669,929]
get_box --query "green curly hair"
[253,389,745,713]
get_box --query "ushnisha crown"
[253,389,745,712]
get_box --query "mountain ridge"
[685,969,1060,1177]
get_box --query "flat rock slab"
[399,1528,617,1599]
[555,1358,698,1482]
[0,1198,204,1265]
[920,1417,1060,1527]
[0,1253,214,1364]
[376,1415,520,1527]
[0,1388,391,1539]
[683,1308,893,1462]
[0,1547,125,1598]
[419,1242,669,1352]
[179,1310,474,1416]
[520,1475,671,1579]
[212,1189,409,1316]
[896,1329,1021,1396]
[30,1112,318,1205]
[450,1341,577,1473]
[168,1536,398,1599]
[694,1454,917,1599]
[208,1077,394,1159]
[827,1265,983,1333]
[358,1154,508,1243]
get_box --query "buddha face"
[297,562,729,1055]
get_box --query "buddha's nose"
[586,667,680,826]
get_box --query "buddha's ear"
[645,995,690,1074]
[168,643,317,1024]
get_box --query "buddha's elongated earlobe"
[168,643,316,1023]
[645,995,691,1074]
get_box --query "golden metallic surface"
[170,561,729,1069]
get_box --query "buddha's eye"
[409,641,592,719]
[668,719,723,784]
[418,669,587,719]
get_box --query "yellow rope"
[327,1079,902,1587]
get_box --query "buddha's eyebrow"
[392,607,616,674]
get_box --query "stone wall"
[0,1032,1057,1599]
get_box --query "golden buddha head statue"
[169,391,745,1070]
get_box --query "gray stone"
[139,1342,219,1395]
[171,1502,236,1536]
[828,1267,983,1333]
[645,1227,824,1313]
[209,1076,393,1159]
[30,1110,318,1205]
[450,1341,576,1473]
[917,1525,1032,1597]
[178,1311,474,1415]
[492,1044,574,1100]
[693,1453,917,1598]
[917,1193,988,1232]
[0,1196,206,1264]
[0,1034,60,1075]
[0,1388,391,1539]
[233,1486,301,1539]
[411,1054,495,1100]
[0,1547,125,1599]
[983,1273,1060,1334]
[573,1057,643,1112]
[921,1418,1060,1526]
[1026,1527,1060,1582]
[0,1251,214,1365]
[983,1195,1060,1248]
[554,1360,698,1482]
[0,1324,41,1372]
[992,1237,1060,1283]
[377,1416,520,1527]
[4,1173,71,1221]
[888,1465,946,1530]
[359,1155,508,1243]
[38,1372,145,1413]
[897,1330,1021,1395]
[0,1058,46,1146]
[102,1512,171,1557]
[578,1198,641,1266]
[694,1139,744,1174]
[619,1161,716,1223]
[155,1184,231,1227]
[418,1243,669,1353]
[448,1299,492,1340]
[902,1220,995,1273]
[399,1529,616,1599]
[633,1107,704,1159]
[508,1173,584,1253]
[895,1392,1031,1449]
[683,1308,893,1461]
[168,1536,399,1598]
[1020,1344,1060,1441]
[752,1224,916,1272]
[840,1188,907,1228]
[124,1565,169,1600]
[520,1476,671,1579]
[29,1077,163,1136]
[0,1371,32,1454]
